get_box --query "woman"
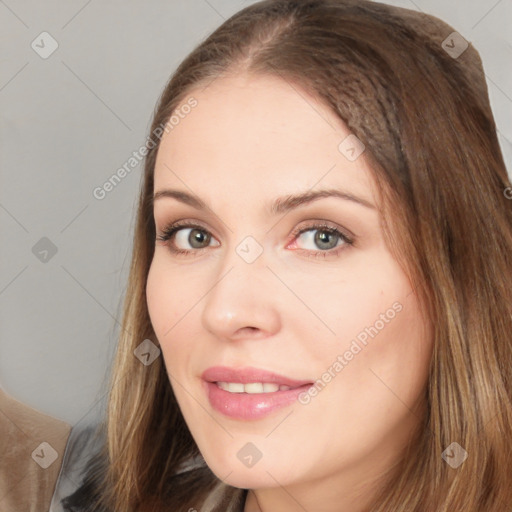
[56,0,512,511]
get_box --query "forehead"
[153,73,377,207]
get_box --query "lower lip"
[204,381,313,420]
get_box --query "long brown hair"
[65,1,512,511]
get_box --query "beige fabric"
[0,388,71,512]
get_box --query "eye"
[156,221,219,256]
[288,221,354,259]
[155,219,354,258]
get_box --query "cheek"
[316,254,420,362]
[146,256,196,340]
[321,289,432,429]
[294,295,431,475]
[310,252,432,416]
[146,255,218,386]
[146,260,168,337]
[146,258,188,367]
[348,256,433,390]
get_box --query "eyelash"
[155,220,354,259]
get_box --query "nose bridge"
[201,232,279,338]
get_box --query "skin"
[146,72,434,512]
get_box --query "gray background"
[1,0,511,429]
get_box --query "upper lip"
[202,365,313,388]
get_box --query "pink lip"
[201,365,313,420]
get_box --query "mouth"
[215,381,302,393]
[201,366,314,420]
[201,365,313,388]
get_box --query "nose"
[201,242,281,342]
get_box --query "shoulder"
[0,387,72,512]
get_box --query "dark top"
[49,422,249,512]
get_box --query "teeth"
[245,383,266,393]
[216,382,293,393]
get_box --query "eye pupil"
[315,230,337,250]
[190,229,209,248]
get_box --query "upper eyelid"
[159,218,346,233]
[159,219,354,245]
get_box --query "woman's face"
[146,73,433,507]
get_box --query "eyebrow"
[152,187,375,215]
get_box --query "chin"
[213,468,277,490]
[201,450,294,489]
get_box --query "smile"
[216,382,293,393]
[201,366,314,420]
